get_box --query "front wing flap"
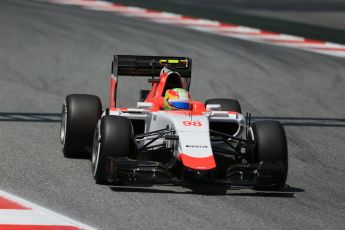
[106,156,286,188]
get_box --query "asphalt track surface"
[1,0,345,229]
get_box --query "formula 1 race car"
[60,55,288,189]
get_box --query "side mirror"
[206,104,221,111]
[137,102,153,109]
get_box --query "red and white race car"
[60,55,288,189]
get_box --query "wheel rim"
[60,104,67,145]
[91,125,101,177]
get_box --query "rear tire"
[250,121,288,188]
[91,116,134,184]
[60,94,102,158]
[205,98,242,113]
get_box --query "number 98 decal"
[182,121,202,127]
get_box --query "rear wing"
[112,55,192,78]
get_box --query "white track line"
[46,0,345,58]
[0,190,97,230]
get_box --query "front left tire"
[249,120,288,188]
[91,116,135,184]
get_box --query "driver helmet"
[163,88,191,110]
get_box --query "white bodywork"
[105,108,245,169]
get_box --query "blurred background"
[111,0,345,42]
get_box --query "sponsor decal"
[186,144,208,148]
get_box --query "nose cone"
[180,153,216,182]
[180,153,216,170]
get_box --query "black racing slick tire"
[250,121,288,188]
[60,94,102,158]
[91,116,135,184]
[205,98,242,113]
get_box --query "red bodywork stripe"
[180,154,216,170]
[0,225,82,230]
[109,76,117,108]
[163,110,203,116]
[110,107,128,111]
[0,196,30,210]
